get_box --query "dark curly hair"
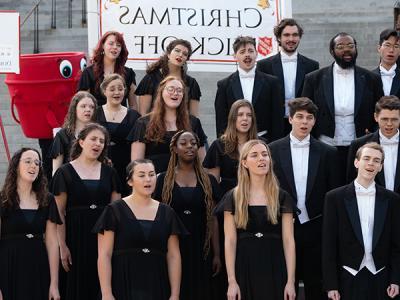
[146,39,192,80]
[70,123,110,162]
[1,148,48,210]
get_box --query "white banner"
[88,0,292,72]
[0,11,20,74]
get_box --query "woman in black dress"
[97,74,141,195]
[78,31,137,109]
[0,148,61,300]
[154,130,221,300]
[224,139,296,300]
[204,100,258,195]
[136,39,201,116]
[50,91,97,175]
[95,159,185,300]
[52,123,121,300]
[129,76,207,174]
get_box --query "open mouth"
[176,57,182,63]
[243,58,252,64]
[258,163,266,168]
[144,184,152,189]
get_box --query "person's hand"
[327,290,340,300]
[387,284,400,298]
[168,295,179,300]
[60,244,72,272]
[212,255,222,277]
[0,289,3,300]
[48,284,60,300]
[284,282,296,300]
[227,281,241,300]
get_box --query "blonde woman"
[223,139,296,300]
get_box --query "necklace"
[105,105,122,121]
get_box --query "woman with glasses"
[0,148,61,300]
[52,123,121,300]
[128,76,207,174]
[97,74,141,196]
[78,31,137,109]
[135,39,201,116]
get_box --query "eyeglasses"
[164,86,184,95]
[20,159,42,167]
[173,47,189,57]
[382,43,400,50]
[335,43,355,50]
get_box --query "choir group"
[2,17,400,300]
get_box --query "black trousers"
[339,267,389,300]
[295,217,327,300]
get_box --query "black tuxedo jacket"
[322,183,400,291]
[372,66,400,98]
[269,135,340,219]
[302,64,383,138]
[346,131,400,193]
[257,52,319,99]
[214,70,284,141]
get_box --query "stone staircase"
[0,0,397,184]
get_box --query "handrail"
[20,0,43,27]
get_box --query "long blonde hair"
[234,139,280,228]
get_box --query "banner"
[88,0,292,72]
[0,11,20,74]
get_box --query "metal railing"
[21,0,43,53]
[68,0,87,28]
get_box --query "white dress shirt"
[281,51,298,117]
[380,64,397,96]
[320,63,356,146]
[238,66,256,103]
[380,130,399,191]
[290,133,310,224]
[343,181,384,276]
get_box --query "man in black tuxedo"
[372,29,400,98]
[347,96,400,194]
[257,18,319,135]
[214,36,284,141]
[269,97,340,300]
[302,32,383,180]
[323,142,400,300]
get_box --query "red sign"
[258,36,273,56]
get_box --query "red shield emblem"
[258,37,273,56]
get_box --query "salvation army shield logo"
[257,37,273,56]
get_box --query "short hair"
[233,36,256,53]
[375,95,400,113]
[379,28,399,46]
[288,97,318,118]
[355,142,384,163]
[273,18,304,43]
[329,32,357,52]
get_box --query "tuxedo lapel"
[252,71,263,106]
[390,67,400,96]
[344,183,364,246]
[295,54,306,96]
[231,71,244,100]
[394,140,400,191]
[354,67,366,117]
[369,131,386,187]
[305,138,320,200]
[372,186,388,249]
[279,136,297,199]
[272,53,284,84]
[322,65,335,118]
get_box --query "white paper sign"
[88,0,292,72]
[0,12,20,74]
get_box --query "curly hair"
[145,76,191,143]
[162,130,214,257]
[70,123,110,162]
[1,148,48,210]
[146,39,192,80]
[62,91,97,137]
[91,31,129,95]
